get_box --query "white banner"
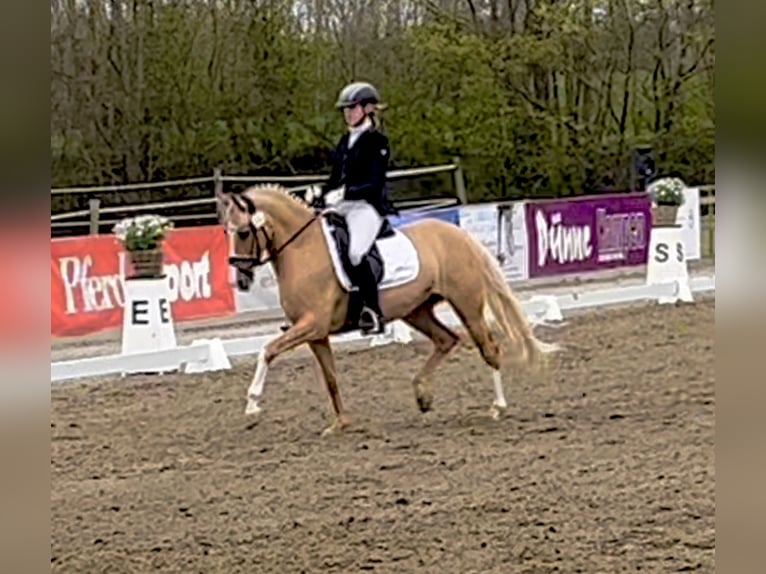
[458,202,529,281]
[676,187,701,261]
[233,265,281,313]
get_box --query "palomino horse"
[217,184,558,435]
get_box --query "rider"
[309,81,397,335]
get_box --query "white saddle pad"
[320,218,420,292]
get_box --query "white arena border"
[51,275,715,384]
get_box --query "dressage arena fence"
[51,274,715,383]
[51,168,715,382]
[51,161,467,237]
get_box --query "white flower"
[112,214,174,251]
[648,176,686,207]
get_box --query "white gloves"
[304,184,322,204]
[324,185,345,206]
[304,184,344,206]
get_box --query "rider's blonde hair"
[369,102,388,129]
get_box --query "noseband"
[226,193,318,274]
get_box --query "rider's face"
[343,103,365,126]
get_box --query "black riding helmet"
[335,81,381,109]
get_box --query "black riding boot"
[354,259,385,335]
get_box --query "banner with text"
[458,202,529,282]
[524,194,652,278]
[51,226,235,337]
[675,187,701,261]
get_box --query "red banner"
[51,226,235,337]
[0,220,50,348]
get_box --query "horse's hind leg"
[402,300,461,413]
[446,295,508,419]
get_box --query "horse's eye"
[236,230,250,240]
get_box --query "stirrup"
[359,307,385,335]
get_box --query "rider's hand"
[325,186,344,206]
[304,184,323,205]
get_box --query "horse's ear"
[215,188,231,224]
[215,179,229,201]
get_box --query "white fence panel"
[51,275,714,384]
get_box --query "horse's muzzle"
[236,269,253,292]
[229,256,257,292]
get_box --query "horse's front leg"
[308,337,349,436]
[245,315,322,415]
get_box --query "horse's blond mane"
[243,183,311,209]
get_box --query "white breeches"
[331,200,383,266]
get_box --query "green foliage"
[51,0,714,212]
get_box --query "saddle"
[278,209,419,334]
[321,210,394,288]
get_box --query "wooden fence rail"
[698,184,715,258]
[50,166,714,259]
[51,160,467,236]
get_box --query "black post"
[632,145,655,192]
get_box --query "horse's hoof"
[416,393,433,413]
[245,399,262,416]
[489,402,507,420]
[321,417,349,437]
[321,423,345,437]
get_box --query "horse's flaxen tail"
[471,234,560,365]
